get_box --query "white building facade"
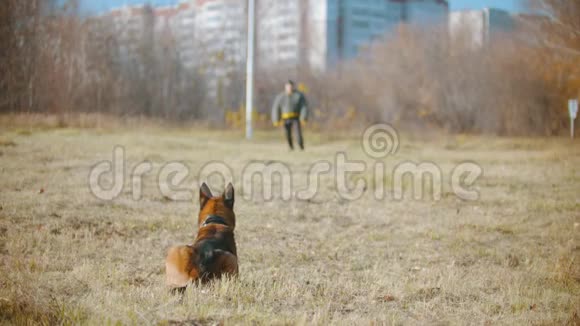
[189,0,246,97]
[449,8,515,49]
[194,0,246,65]
[170,2,197,69]
[257,1,307,69]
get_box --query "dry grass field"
[0,123,579,325]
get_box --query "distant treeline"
[0,0,578,135]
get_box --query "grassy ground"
[0,125,578,325]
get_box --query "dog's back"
[193,223,238,281]
[165,183,238,290]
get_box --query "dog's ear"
[200,182,213,208]
[223,182,234,210]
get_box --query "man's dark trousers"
[283,118,304,150]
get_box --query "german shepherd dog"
[165,183,238,292]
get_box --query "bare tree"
[525,0,580,57]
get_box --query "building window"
[352,8,370,16]
[206,3,222,11]
[282,19,294,28]
[278,33,293,41]
[352,20,370,28]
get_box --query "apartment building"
[259,0,449,71]
[104,5,155,63]
[100,0,246,98]
[194,0,246,64]
[256,1,307,70]
[449,8,515,49]
[98,0,452,101]
[403,0,449,25]
[101,0,451,73]
[169,2,197,69]
[191,0,247,98]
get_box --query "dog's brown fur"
[165,183,238,291]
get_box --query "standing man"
[271,80,308,150]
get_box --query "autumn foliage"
[0,0,578,135]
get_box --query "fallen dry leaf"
[376,295,396,302]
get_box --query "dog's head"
[198,182,236,229]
